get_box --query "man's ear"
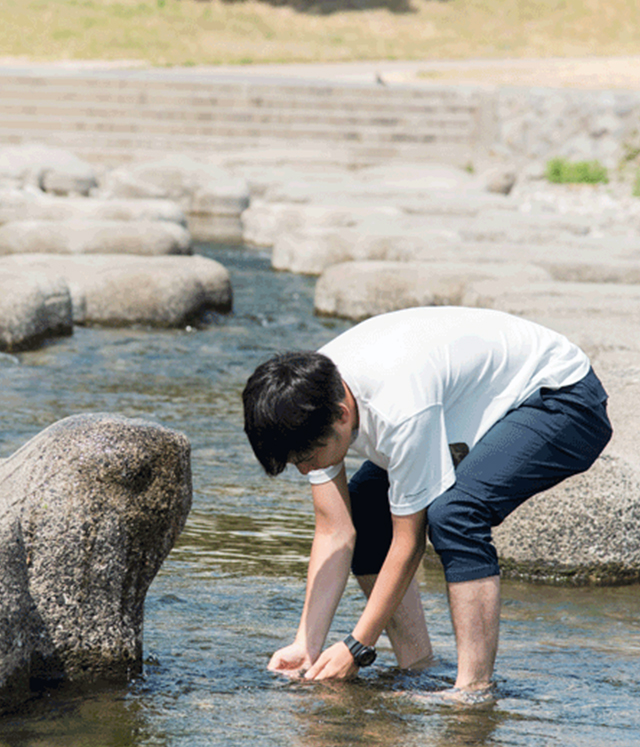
[338,401,351,424]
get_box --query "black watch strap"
[343,634,377,667]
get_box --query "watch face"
[357,648,377,667]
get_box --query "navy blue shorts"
[348,368,612,583]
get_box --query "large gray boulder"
[0,191,187,227]
[270,205,601,275]
[0,254,232,327]
[0,268,73,351]
[0,219,192,256]
[352,216,461,264]
[0,144,98,196]
[314,261,550,320]
[188,179,251,243]
[0,413,192,711]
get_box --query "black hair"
[242,351,345,476]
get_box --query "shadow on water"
[1,244,640,746]
[0,685,158,747]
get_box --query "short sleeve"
[307,462,343,485]
[384,406,455,515]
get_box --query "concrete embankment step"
[0,71,494,165]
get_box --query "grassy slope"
[0,0,639,66]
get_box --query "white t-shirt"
[308,307,590,516]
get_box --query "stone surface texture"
[0,520,39,713]
[493,455,640,584]
[0,413,192,711]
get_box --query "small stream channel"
[0,244,639,747]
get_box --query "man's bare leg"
[447,575,501,691]
[357,574,433,669]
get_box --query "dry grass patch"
[1,0,640,66]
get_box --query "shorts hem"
[444,564,501,584]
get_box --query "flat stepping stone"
[242,200,401,248]
[463,279,640,327]
[460,209,593,243]
[99,156,250,242]
[0,254,232,328]
[0,219,192,256]
[314,260,550,320]
[271,215,462,275]
[0,191,187,227]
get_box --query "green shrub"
[633,171,640,198]
[545,158,609,185]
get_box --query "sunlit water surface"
[0,245,639,747]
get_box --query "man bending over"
[242,307,612,703]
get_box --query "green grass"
[546,158,610,185]
[0,0,640,66]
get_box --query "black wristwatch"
[343,634,377,667]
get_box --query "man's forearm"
[295,529,354,660]
[293,467,355,660]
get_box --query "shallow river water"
[1,244,639,747]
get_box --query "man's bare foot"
[403,683,497,707]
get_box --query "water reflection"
[175,508,315,578]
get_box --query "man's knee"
[427,490,491,553]
[427,490,500,583]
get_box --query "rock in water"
[0,268,73,352]
[494,455,640,585]
[0,254,232,328]
[0,413,192,710]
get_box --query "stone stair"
[0,70,495,166]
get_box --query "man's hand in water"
[304,641,358,681]
[268,642,314,677]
